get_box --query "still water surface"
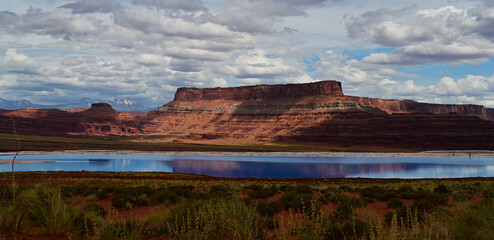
[1,153,493,178]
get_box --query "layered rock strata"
[1,80,493,150]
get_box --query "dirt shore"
[2,149,493,158]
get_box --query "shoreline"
[1,149,493,158]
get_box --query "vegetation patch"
[0,171,493,239]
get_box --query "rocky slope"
[1,80,493,150]
[0,103,143,136]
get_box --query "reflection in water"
[88,159,110,165]
[0,153,493,178]
[168,159,493,178]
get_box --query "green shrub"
[99,219,148,240]
[150,189,179,205]
[84,202,107,217]
[334,202,356,221]
[387,198,404,209]
[22,187,82,236]
[360,186,398,201]
[112,194,136,209]
[252,200,282,217]
[483,188,494,198]
[186,192,206,200]
[400,189,429,200]
[96,187,113,200]
[339,185,354,192]
[344,197,366,209]
[321,186,341,195]
[248,186,278,199]
[279,193,316,211]
[433,184,451,194]
[208,186,235,198]
[168,185,194,198]
[112,193,148,209]
[295,184,315,194]
[263,216,278,230]
[243,184,263,192]
[424,192,448,206]
[451,199,494,240]
[411,193,448,213]
[135,186,152,196]
[85,194,99,203]
[398,184,414,193]
[279,184,294,192]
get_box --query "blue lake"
[1,153,494,178]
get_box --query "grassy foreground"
[0,172,493,239]
[0,133,409,152]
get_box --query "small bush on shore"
[387,198,404,209]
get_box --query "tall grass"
[218,196,262,240]
[21,186,88,237]
[367,208,449,240]
[9,116,21,203]
[99,219,148,240]
[148,196,262,240]
[451,199,494,240]
[0,181,493,239]
[0,203,25,234]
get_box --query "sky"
[1,0,494,107]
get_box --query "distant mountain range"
[0,98,155,112]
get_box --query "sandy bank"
[0,159,56,164]
[1,150,493,158]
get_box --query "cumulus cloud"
[310,49,494,107]
[311,50,416,90]
[435,75,494,96]
[61,56,96,66]
[0,8,100,40]
[60,0,121,13]
[132,0,206,12]
[135,54,169,66]
[3,49,38,75]
[206,0,330,33]
[348,5,494,65]
[223,49,312,84]
[1,0,493,108]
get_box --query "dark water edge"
[1,153,493,178]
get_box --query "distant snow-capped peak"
[113,98,137,106]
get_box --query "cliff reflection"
[165,159,457,178]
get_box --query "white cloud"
[312,50,415,91]
[132,0,206,12]
[3,49,38,74]
[135,54,169,66]
[349,5,494,65]
[206,0,331,33]
[0,0,493,109]
[0,8,101,40]
[223,49,312,84]
[60,0,122,14]
[310,49,494,107]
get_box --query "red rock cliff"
[1,80,494,150]
[344,96,492,120]
[173,80,344,101]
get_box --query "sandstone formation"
[1,80,494,150]
[174,81,344,101]
[0,103,143,136]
